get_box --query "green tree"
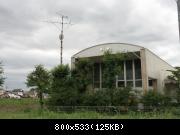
[48,64,78,106]
[26,65,50,109]
[168,67,180,103]
[168,67,180,88]
[0,62,5,87]
[72,58,93,92]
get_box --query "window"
[126,60,133,80]
[118,61,124,80]
[127,81,133,87]
[135,59,141,79]
[118,81,125,87]
[135,80,142,87]
[149,80,153,87]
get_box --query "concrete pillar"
[140,48,148,94]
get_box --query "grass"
[0,98,180,119]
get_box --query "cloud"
[0,0,180,90]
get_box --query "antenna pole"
[60,16,64,65]
[44,13,71,65]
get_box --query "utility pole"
[59,16,66,65]
[44,13,71,65]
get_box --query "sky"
[0,0,180,90]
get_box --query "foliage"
[26,65,51,109]
[72,58,93,92]
[83,90,111,106]
[48,64,79,106]
[167,67,180,88]
[102,51,125,88]
[167,67,180,103]
[0,62,5,87]
[112,87,131,106]
[141,91,171,111]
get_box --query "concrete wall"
[145,49,174,93]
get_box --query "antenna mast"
[44,13,70,65]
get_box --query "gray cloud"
[0,0,180,90]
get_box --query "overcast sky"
[0,0,180,90]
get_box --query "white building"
[71,43,174,94]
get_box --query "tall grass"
[0,98,180,119]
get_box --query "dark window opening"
[136,80,142,87]
[149,80,153,87]
[118,61,124,80]
[118,81,125,87]
[126,60,133,80]
[127,81,133,87]
[135,59,141,79]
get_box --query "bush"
[141,91,171,111]
[83,90,111,106]
[112,87,131,106]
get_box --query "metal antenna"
[44,13,71,65]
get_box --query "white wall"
[145,49,174,92]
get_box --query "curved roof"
[72,43,144,58]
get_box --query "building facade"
[71,43,174,94]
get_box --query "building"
[71,43,174,94]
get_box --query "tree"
[72,58,93,92]
[168,67,180,89]
[48,64,78,106]
[167,67,180,103]
[0,62,5,87]
[26,65,50,109]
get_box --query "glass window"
[126,60,133,80]
[127,81,133,87]
[118,61,124,80]
[135,80,142,87]
[118,81,125,87]
[135,59,141,79]
[149,80,153,87]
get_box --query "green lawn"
[0,98,180,119]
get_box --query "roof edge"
[72,42,144,58]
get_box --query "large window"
[134,59,142,87]
[116,59,142,88]
[135,59,141,79]
[126,60,133,80]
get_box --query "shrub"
[112,87,131,106]
[141,91,171,111]
[83,90,111,106]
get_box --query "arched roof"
[72,43,144,58]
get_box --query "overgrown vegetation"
[25,52,178,114]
